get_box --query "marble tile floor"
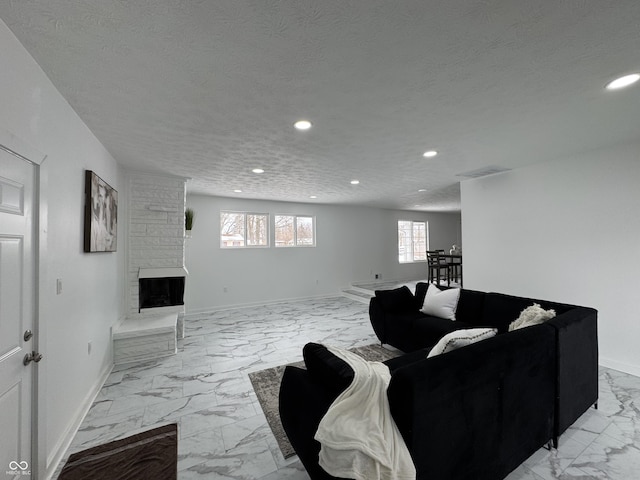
[55,296,640,480]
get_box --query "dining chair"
[427,250,450,286]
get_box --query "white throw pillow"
[508,303,556,332]
[420,284,461,320]
[427,328,498,358]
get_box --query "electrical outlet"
[223,286,228,293]
[56,278,63,295]
[375,274,380,279]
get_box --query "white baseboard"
[45,361,114,480]
[600,356,640,378]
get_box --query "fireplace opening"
[139,277,185,311]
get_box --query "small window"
[275,215,316,247]
[398,220,428,263]
[220,211,269,248]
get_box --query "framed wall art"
[84,170,117,252]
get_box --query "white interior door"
[0,148,36,476]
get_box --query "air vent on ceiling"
[455,165,511,179]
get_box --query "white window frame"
[398,220,428,263]
[220,211,270,248]
[275,214,316,247]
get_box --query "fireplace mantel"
[139,267,189,279]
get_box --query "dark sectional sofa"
[279,283,598,480]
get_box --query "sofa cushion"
[420,284,461,320]
[427,327,498,358]
[374,285,418,312]
[483,293,578,333]
[415,284,486,325]
[415,282,430,307]
[383,347,432,372]
[384,311,428,352]
[481,293,540,333]
[455,289,487,326]
[509,303,556,331]
[410,315,473,351]
[303,343,354,397]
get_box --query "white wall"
[185,195,461,311]
[0,20,124,477]
[461,141,640,376]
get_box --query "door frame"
[1,129,48,479]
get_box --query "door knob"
[23,351,43,366]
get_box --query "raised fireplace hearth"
[113,265,188,365]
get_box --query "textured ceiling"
[2,1,640,211]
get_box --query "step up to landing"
[341,279,441,304]
[341,288,374,303]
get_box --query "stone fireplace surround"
[113,172,189,365]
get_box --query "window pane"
[398,220,413,263]
[296,216,314,245]
[221,212,245,247]
[247,214,269,246]
[413,222,426,261]
[275,215,295,247]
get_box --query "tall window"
[275,215,315,247]
[398,220,428,263]
[220,211,269,248]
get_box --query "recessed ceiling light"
[294,120,312,130]
[606,73,640,90]
[233,189,242,193]
[309,195,317,199]
[252,168,264,174]
[418,189,427,192]
[350,180,360,185]
[423,150,438,158]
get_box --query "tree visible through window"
[247,214,268,246]
[398,220,428,263]
[220,211,269,247]
[296,216,314,245]
[274,215,294,246]
[275,215,315,247]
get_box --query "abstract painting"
[84,170,117,252]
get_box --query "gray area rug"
[248,344,401,459]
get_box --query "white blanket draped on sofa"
[313,345,416,480]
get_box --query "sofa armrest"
[279,367,343,480]
[369,297,387,344]
[545,307,598,437]
[303,343,354,398]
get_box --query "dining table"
[435,253,462,287]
